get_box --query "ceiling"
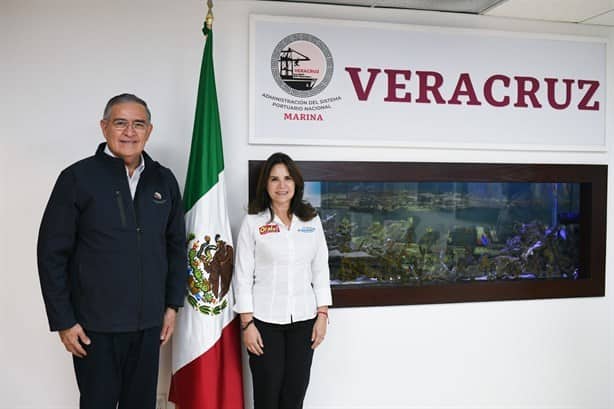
[265,0,614,26]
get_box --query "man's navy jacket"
[37,143,187,332]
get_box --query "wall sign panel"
[250,15,606,151]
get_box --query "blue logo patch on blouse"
[297,226,316,233]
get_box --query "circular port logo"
[271,33,334,98]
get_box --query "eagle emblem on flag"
[186,233,234,315]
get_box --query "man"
[37,94,186,408]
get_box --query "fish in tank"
[303,181,581,287]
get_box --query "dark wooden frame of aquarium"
[249,161,607,307]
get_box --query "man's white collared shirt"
[233,211,333,324]
[104,145,144,199]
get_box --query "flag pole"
[169,0,245,407]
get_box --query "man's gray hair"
[103,93,151,122]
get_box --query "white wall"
[1,0,613,408]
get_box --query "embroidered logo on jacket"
[152,191,166,204]
[259,224,280,235]
[297,226,316,233]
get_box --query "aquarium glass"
[304,181,581,287]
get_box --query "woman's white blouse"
[233,211,333,324]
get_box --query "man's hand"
[160,307,177,346]
[59,324,90,358]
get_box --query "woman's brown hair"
[249,152,317,222]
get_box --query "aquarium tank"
[249,161,606,306]
[305,181,581,287]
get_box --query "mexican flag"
[169,24,244,409]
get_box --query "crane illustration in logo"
[271,33,333,98]
[279,47,317,91]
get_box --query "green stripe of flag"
[183,26,224,213]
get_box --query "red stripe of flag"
[170,318,244,409]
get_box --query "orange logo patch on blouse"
[259,224,280,235]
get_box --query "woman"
[233,152,332,409]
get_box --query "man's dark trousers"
[73,326,161,409]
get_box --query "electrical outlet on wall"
[156,394,167,409]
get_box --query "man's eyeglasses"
[109,119,149,132]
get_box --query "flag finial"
[205,0,214,31]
